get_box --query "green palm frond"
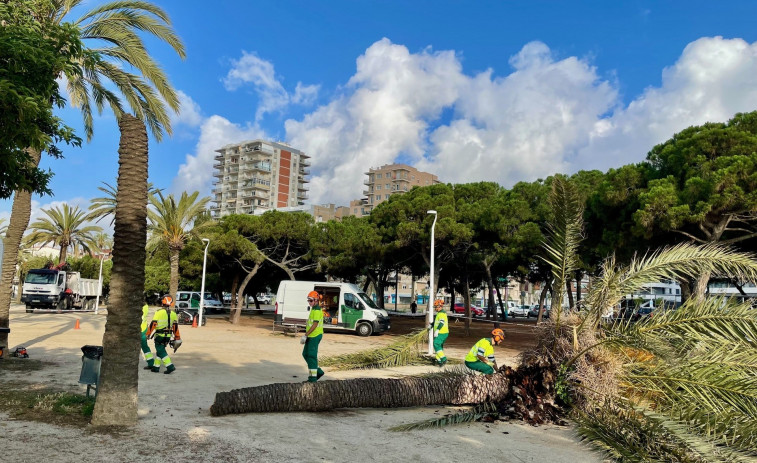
[574,403,715,463]
[48,0,185,140]
[390,403,498,432]
[541,176,584,326]
[147,191,212,251]
[585,244,757,326]
[321,329,431,370]
[25,203,103,260]
[88,180,160,224]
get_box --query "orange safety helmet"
[433,299,444,309]
[491,328,505,343]
[307,290,320,300]
[161,295,174,307]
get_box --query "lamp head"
[427,210,437,215]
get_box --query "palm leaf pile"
[321,329,450,370]
[389,402,499,431]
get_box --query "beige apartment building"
[347,163,440,217]
[210,140,309,217]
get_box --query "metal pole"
[394,272,398,312]
[199,238,210,327]
[427,210,437,355]
[95,255,103,314]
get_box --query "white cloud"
[223,51,319,121]
[576,36,757,170]
[171,90,203,128]
[169,36,757,209]
[171,116,266,196]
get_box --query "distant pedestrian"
[146,295,181,374]
[410,301,417,314]
[464,328,505,375]
[301,290,325,382]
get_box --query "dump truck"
[22,268,101,312]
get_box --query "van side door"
[341,293,363,329]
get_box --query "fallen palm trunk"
[210,371,510,416]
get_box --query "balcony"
[298,168,310,176]
[213,163,223,170]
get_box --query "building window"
[385,183,390,189]
[376,184,381,190]
[377,173,382,179]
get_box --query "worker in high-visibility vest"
[140,301,155,370]
[300,290,325,382]
[146,295,181,374]
[432,299,448,366]
[464,328,505,375]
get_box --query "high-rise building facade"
[210,139,309,217]
[357,163,440,216]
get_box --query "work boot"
[143,365,152,370]
[151,366,160,373]
[440,358,448,367]
[316,369,324,380]
[164,365,176,375]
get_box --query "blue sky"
[4,1,757,229]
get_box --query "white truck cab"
[275,281,390,336]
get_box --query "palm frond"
[389,403,498,432]
[321,329,430,370]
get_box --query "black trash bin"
[79,345,103,397]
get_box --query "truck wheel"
[25,304,33,313]
[356,322,373,337]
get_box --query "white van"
[175,291,225,314]
[275,281,390,336]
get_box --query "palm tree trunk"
[59,241,68,263]
[91,115,148,427]
[0,148,41,348]
[210,372,511,416]
[169,247,180,299]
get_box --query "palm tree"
[24,204,102,263]
[0,217,6,238]
[147,191,211,298]
[88,180,160,225]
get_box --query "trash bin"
[79,345,103,397]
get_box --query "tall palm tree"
[2,0,184,427]
[24,204,102,263]
[147,191,211,298]
[0,217,6,238]
[88,180,160,225]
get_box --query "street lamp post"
[198,238,210,327]
[94,254,104,314]
[426,210,437,355]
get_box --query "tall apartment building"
[356,163,440,216]
[210,140,309,217]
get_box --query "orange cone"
[191,315,198,328]
[74,319,80,330]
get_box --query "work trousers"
[141,330,154,367]
[153,337,175,372]
[433,333,448,364]
[465,360,494,375]
[302,334,324,382]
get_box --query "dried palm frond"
[321,329,430,370]
[389,402,498,431]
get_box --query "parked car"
[452,303,484,317]
[508,304,530,317]
[527,305,550,318]
[247,294,272,305]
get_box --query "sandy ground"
[0,305,603,463]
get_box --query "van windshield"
[358,293,379,309]
[25,271,57,284]
[204,292,218,300]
